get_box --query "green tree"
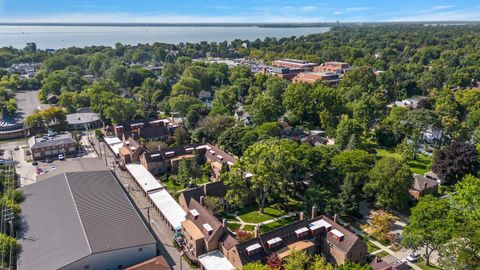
[247,94,283,124]
[402,195,452,266]
[223,171,250,209]
[203,196,223,215]
[283,249,309,270]
[336,115,363,150]
[243,262,270,270]
[236,139,293,213]
[283,83,311,123]
[364,157,413,210]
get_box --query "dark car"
[46,158,53,163]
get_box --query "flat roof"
[126,163,163,193]
[277,240,315,259]
[104,136,123,155]
[198,250,235,270]
[66,112,100,125]
[149,188,186,230]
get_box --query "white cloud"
[333,6,372,16]
[389,8,480,22]
[432,5,456,10]
[301,5,317,11]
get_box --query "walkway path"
[226,212,297,230]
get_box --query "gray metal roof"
[18,170,156,270]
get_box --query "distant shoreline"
[0,21,478,28]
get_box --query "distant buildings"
[292,71,340,85]
[313,62,351,75]
[18,170,157,270]
[106,118,179,141]
[28,133,77,160]
[409,173,440,200]
[272,59,318,70]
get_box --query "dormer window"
[330,229,345,241]
[246,243,261,256]
[190,209,199,220]
[203,223,213,235]
[165,151,175,157]
[266,237,282,249]
[217,155,224,161]
[209,150,215,155]
[295,227,309,238]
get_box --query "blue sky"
[0,0,479,23]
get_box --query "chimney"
[299,211,305,221]
[222,218,228,228]
[333,214,338,223]
[311,205,317,219]
[200,196,205,206]
[423,182,428,193]
[254,225,259,237]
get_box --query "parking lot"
[0,133,98,186]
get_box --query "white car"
[58,154,65,160]
[406,252,420,262]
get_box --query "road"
[91,136,193,270]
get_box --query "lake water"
[0,26,330,49]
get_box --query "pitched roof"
[186,199,224,241]
[233,215,363,266]
[18,171,156,270]
[125,256,171,270]
[205,144,237,164]
[181,181,227,208]
[412,175,438,191]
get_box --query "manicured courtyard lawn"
[375,148,432,174]
[164,179,183,193]
[227,222,241,232]
[243,225,256,231]
[259,216,297,233]
[237,204,285,224]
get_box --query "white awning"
[149,188,186,230]
[126,163,163,193]
[198,250,235,270]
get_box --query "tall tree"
[402,195,453,266]
[432,140,479,185]
[364,157,413,210]
[236,139,293,213]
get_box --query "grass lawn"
[227,222,241,232]
[237,204,285,224]
[366,240,380,253]
[375,148,432,175]
[163,179,183,193]
[376,251,389,258]
[243,225,256,231]
[259,216,297,234]
[416,258,441,270]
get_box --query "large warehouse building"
[18,170,158,270]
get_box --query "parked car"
[58,154,65,160]
[407,252,420,262]
[36,168,44,175]
[46,158,53,163]
[32,161,38,166]
[13,145,19,150]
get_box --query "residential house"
[425,171,445,184]
[409,174,439,200]
[181,198,234,260]
[140,144,197,175]
[119,137,145,164]
[223,213,367,269]
[108,118,178,141]
[422,127,443,144]
[28,133,77,160]
[179,181,228,212]
[203,144,238,179]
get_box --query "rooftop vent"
[246,243,262,256]
[266,237,282,249]
[203,223,213,235]
[190,209,199,220]
[295,227,309,238]
[330,229,345,241]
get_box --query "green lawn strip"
[366,241,380,253]
[243,225,256,231]
[376,251,389,258]
[237,204,285,224]
[164,179,183,193]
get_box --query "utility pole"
[102,143,107,166]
